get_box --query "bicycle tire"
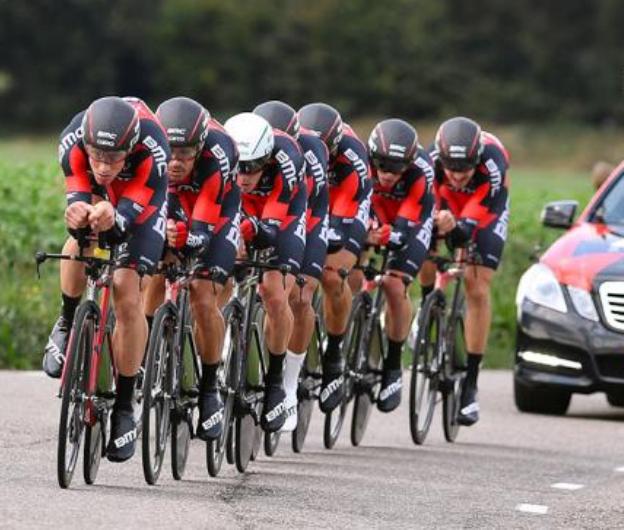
[83,313,113,485]
[235,299,264,472]
[57,302,96,489]
[264,431,281,457]
[142,303,175,485]
[172,291,197,480]
[207,302,241,477]
[323,294,366,449]
[443,289,466,443]
[351,316,383,447]
[409,291,443,445]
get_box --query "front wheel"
[57,302,96,489]
[409,291,443,445]
[141,304,175,485]
[442,295,466,443]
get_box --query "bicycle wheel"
[409,291,443,445]
[142,303,174,485]
[172,294,196,480]
[57,302,96,489]
[443,289,466,443]
[264,431,281,456]
[207,303,241,477]
[323,294,366,449]
[226,423,235,464]
[84,316,114,485]
[352,315,383,447]
[235,299,264,473]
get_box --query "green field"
[0,133,597,369]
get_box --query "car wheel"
[514,376,571,415]
[606,392,624,407]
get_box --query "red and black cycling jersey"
[59,97,170,230]
[429,132,510,235]
[240,130,305,227]
[167,119,240,243]
[298,129,329,233]
[328,124,371,223]
[371,147,435,244]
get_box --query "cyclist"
[367,119,435,412]
[43,96,170,462]
[224,112,307,432]
[253,101,329,431]
[422,116,510,426]
[298,103,372,413]
[143,96,240,441]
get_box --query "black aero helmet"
[156,96,210,148]
[298,102,343,153]
[253,100,300,138]
[368,118,419,174]
[82,96,140,151]
[435,116,483,171]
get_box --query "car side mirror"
[541,200,578,229]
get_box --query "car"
[514,162,624,415]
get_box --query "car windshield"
[591,172,624,231]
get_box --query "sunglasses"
[440,156,477,172]
[239,154,271,175]
[85,145,128,164]
[371,155,410,175]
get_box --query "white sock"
[284,350,306,393]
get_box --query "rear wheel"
[264,431,281,456]
[57,302,95,489]
[207,303,240,477]
[409,291,442,445]
[141,304,174,485]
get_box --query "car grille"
[598,281,624,332]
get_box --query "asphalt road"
[2,369,624,529]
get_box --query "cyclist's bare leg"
[218,278,234,307]
[190,280,225,365]
[112,268,148,377]
[59,236,90,297]
[260,270,296,355]
[321,249,357,335]
[382,270,413,341]
[287,276,318,353]
[463,265,494,355]
[143,274,165,317]
[417,259,436,298]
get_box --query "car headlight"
[567,286,599,321]
[516,263,567,314]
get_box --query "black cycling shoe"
[42,316,70,378]
[319,359,345,413]
[106,407,138,462]
[261,382,287,433]
[196,389,224,441]
[458,383,480,426]
[377,368,402,413]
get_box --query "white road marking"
[615,466,624,473]
[515,504,548,515]
[551,483,584,491]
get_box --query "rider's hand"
[88,201,115,233]
[367,224,391,246]
[167,219,188,249]
[65,201,93,230]
[435,210,456,235]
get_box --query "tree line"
[1,0,624,132]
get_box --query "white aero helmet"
[224,112,274,173]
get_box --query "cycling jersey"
[371,148,435,277]
[298,129,330,278]
[328,124,372,257]
[59,98,170,272]
[166,119,240,282]
[240,130,307,272]
[429,132,510,269]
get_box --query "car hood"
[541,222,624,291]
